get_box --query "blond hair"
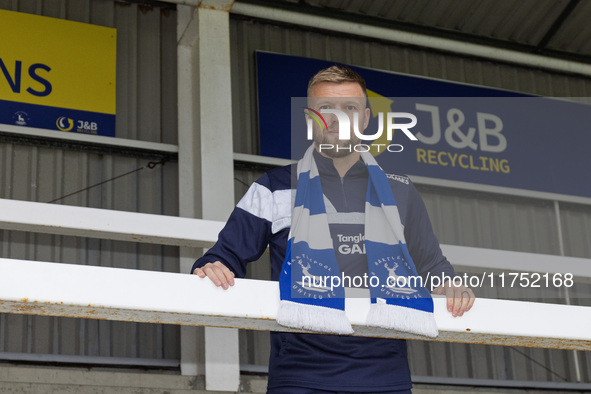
[307,65,367,97]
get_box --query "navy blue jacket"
[193,150,455,391]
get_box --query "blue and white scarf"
[277,145,438,338]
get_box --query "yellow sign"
[0,9,116,115]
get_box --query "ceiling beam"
[536,0,581,52]
[231,1,591,76]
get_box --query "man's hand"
[193,261,235,290]
[432,279,475,317]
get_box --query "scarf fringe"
[278,300,354,335]
[366,302,439,338]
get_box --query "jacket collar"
[312,148,367,179]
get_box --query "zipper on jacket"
[340,176,348,210]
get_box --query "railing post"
[177,1,238,391]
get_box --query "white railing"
[1,256,591,351]
[0,197,590,351]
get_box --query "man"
[192,66,474,393]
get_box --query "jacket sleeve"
[404,181,456,291]
[191,173,274,278]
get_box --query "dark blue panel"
[0,99,115,137]
[257,52,591,198]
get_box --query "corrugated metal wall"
[1,0,590,385]
[0,0,180,363]
[229,15,591,383]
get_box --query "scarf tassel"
[366,302,438,338]
[278,300,354,335]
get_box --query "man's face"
[307,82,370,158]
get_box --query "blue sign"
[257,52,591,198]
